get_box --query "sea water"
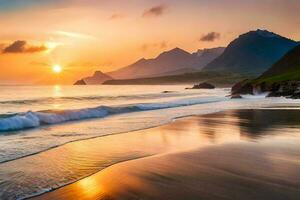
[0,85,299,199]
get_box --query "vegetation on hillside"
[103,71,250,86]
[253,45,300,84]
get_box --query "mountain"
[231,45,300,98]
[74,71,113,85]
[193,47,225,66]
[108,47,224,79]
[203,29,298,75]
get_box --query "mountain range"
[107,47,225,79]
[203,29,298,75]
[75,29,299,86]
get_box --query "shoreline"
[0,94,230,164]
[0,106,221,165]
[1,111,227,200]
[1,93,298,164]
[34,145,300,200]
[31,109,300,200]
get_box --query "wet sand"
[1,109,245,199]
[33,109,300,200]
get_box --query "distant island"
[74,71,113,85]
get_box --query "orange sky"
[0,0,300,85]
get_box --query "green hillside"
[103,71,249,86]
[254,45,300,84]
[231,45,300,97]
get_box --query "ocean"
[0,85,299,199]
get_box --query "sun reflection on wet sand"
[31,109,300,200]
[77,178,103,198]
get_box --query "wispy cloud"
[2,40,47,53]
[141,41,168,51]
[109,13,125,20]
[142,4,167,17]
[53,31,98,40]
[200,32,221,42]
[30,61,51,67]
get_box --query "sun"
[52,64,62,73]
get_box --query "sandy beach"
[31,109,300,200]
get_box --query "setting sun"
[53,65,62,73]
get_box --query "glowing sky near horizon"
[0,0,300,84]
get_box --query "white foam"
[0,96,227,132]
[242,93,269,99]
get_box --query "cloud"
[141,41,168,51]
[200,32,221,42]
[25,45,47,53]
[142,5,167,17]
[109,13,125,20]
[0,43,5,49]
[3,40,26,53]
[2,40,47,53]
[53,31,98,40]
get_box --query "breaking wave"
[0,97,226,132]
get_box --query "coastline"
[0,88,230,164]
[31,109,300,200]
[1,112,224,200]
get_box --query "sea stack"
[74,79,86,85]
[74,71,113,85]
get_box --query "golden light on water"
[53,64,62,73]
[52,85,62,108]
